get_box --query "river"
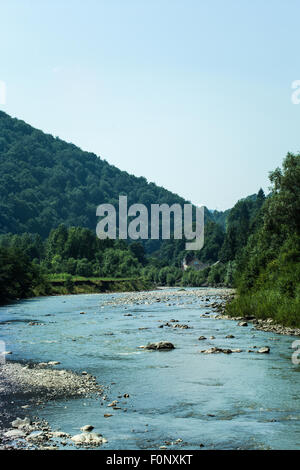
[0,288,299,450]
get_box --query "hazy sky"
[1,0,300,209]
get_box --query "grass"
[226,289,300,328]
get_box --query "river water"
[0,288,299,450]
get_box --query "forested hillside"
[227,153,300,327]
[1,111,299,327]
[0,111,189,246]
[0,111,229,302]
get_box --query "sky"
[1,0,300,210]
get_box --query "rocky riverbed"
[101,287,235,308]
[0,287,299,450]
[103,287,300,337]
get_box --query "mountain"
[0,112,184,238]
[0,111,228,253]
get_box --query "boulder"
[222,349,233,354]
[11,417,31,429]
[202,347,221,354]
[145,342,175,350]
[201,347,241,354]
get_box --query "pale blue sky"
[1,0,300,209]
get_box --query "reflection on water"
[0,289,299,450]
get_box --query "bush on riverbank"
[0,246,50,303]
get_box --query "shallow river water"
[0,288,299,450]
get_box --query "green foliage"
[64,274,74,293]
[0,111,187,246]
[207,263,226,286]
[227,154,300,327]
[219,190,265,263]
[129,242,146,266]
[181,267,210,287]
[0,246,49,303]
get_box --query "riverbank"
[196,291,300,336]
[49,276,153,296]
[101,287,300,336]
[0,361,105,449]
[0,276,155,307]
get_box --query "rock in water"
[145,341,175,350]
[238,321,248,327]
[257,347,270,354]
[80,425,94,432]
[202,347,221,354]
[200,347,242,354]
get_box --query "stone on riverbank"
[4,429,26,439]
[12,417,31,429]
[71,432,107,446]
